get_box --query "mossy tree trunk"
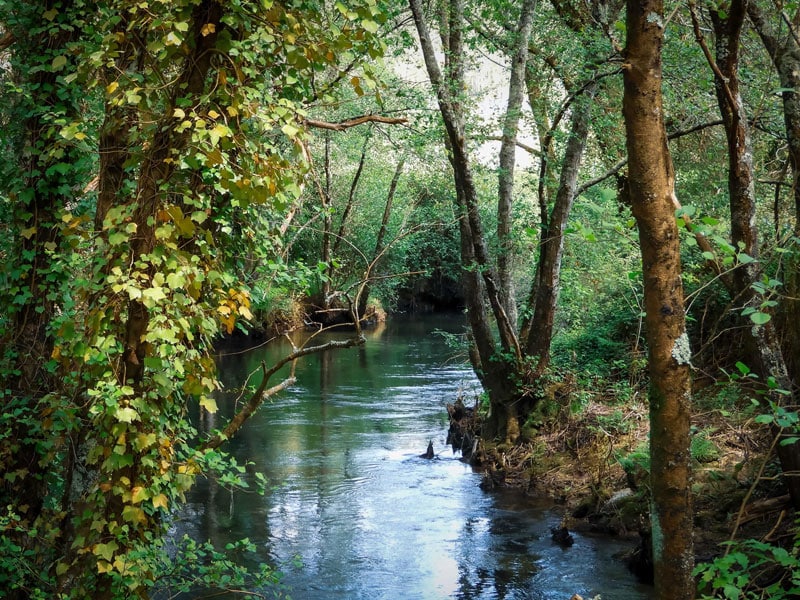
[622,1,694,598]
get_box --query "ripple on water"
[173,316,652,600]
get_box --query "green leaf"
[281,123,300,138]
[93,541,119,562]
[166,272,185,289]
[108,231,128,245]
[737,252,755,264]
[51,55,68,71]
[749,312,771,325]
[115,407,139,423]
[734,362,750,376]
[142,287,167,305]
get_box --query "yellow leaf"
[21,227,37,239]
[208,109,220,119]
[131,486,148,504]
[93,540,118,562]
[97,560,113,574]
[212,123,229,138]
[122,505,147,525]
[152,493,169,510]
[135,432,156,450]
[201,22,217,36]
[51,55,67,71]
[173,107,186,119]
[106,81,119,95]
[200,395,218,414]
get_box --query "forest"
[1,0,799,599]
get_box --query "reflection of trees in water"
[454,526,542,600]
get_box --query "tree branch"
[574,119,724,196]
[688,1,739,110]
[304,114,407,131]
[201,335,365,450]
[0,30,15,51]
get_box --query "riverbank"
[450,386,796,584]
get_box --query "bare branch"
[304,114,407,131]
[201,335,364,450]
[574,120,724,196]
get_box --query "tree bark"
[748,2,800,388]
[521,82,597,371]
[623,2,694,598]
[694,0,800,508]
[497,0,537,327]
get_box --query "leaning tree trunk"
[410,0,523,442]
[748,2,800,388]
[623,1,694,598]
[694,0,800,508]
[520,82,597,372]
[356,158,404,320]
[496,0,537,327]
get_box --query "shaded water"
[174,315,653,599]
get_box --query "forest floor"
[452,382,796,583]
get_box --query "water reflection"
[171,315,652,599]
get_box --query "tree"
[409,0,623,443]
[747,1,800,397]
[0,1,384,597]
[622,1,694,597]
[689,0,800,508]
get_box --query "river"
[171,314,653,599]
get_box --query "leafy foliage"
[0,0,387,597]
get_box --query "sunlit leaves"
[0,0,391,595]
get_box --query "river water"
[172,315,653,599]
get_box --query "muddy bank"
[446,395,796,584]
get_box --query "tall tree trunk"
[333,126,372,255]
[521,82,597,372]
[0,5,85,597]
[356,158,404,319]
[322,134,333,313]
[693,0,800,508]
[623,2,694,598]
[748,2,800,387]
[410,0,522,441]
[497,0,537,327]
[84,4,224,597]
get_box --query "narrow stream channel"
[172,315,654,599]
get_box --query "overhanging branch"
[201,335,365,450]
[305,114,407,131]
